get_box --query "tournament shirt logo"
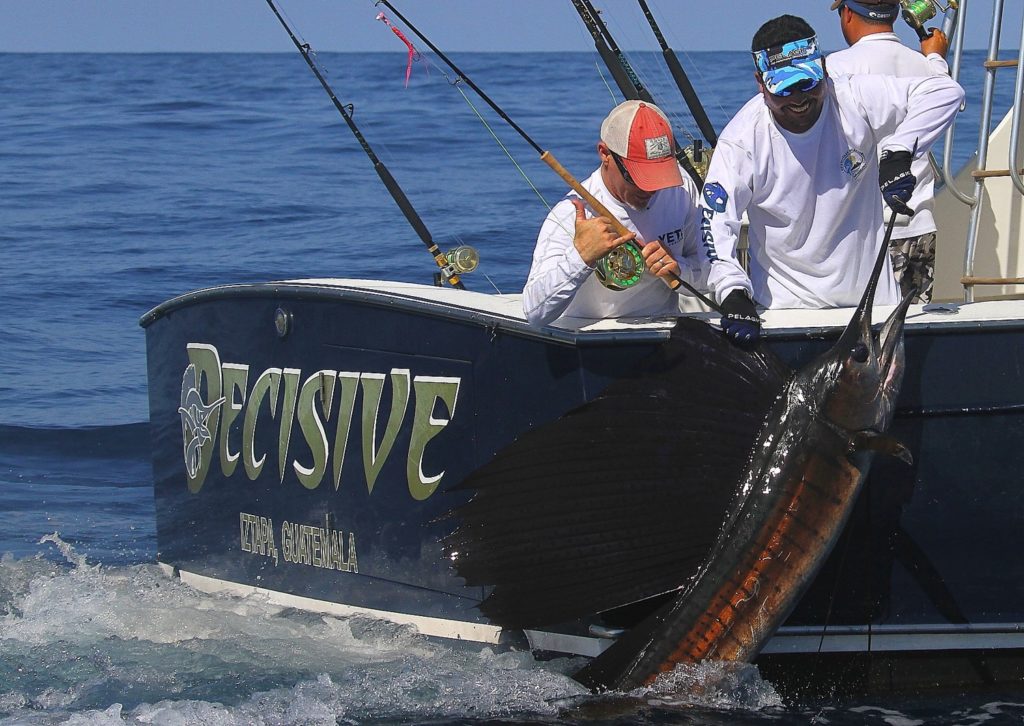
[703,182,728,213]
[841,149,867,179]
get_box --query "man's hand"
[920,28,948,59]
[640,239,680,279]
[570,198,636,267]
[879,150,917,217]
[720,289,761,346]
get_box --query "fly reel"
[595,241,645,291]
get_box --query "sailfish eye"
[850,343,869,362]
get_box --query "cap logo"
[644,134,671,160]
[753,36,825,97]
[754,36,820,74]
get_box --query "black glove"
[879,150,916,216]
[720,290,761,346]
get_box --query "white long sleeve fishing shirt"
[523,167,707,327]
[701,72,964,310]
[827,33,950,238]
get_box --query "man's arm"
[920,28,949,63]
[852,71,964,157]
[700,140,755,305]
[522,197,635,327]
[522,198,590,327]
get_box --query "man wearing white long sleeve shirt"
[827,0,950,303]
[523,101,706,328]
[700,14,963,344]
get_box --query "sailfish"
[444,224,914,692]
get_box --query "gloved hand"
[720,290,761,346]
[879,150,917,216]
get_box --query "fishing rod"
[635,0,717,148]
[566,0,706,186]
[374,0,722,313]
[264,0,467,289]
[569,0,654,106]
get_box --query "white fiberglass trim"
[762,623,1024,654]
[168,566,503,644]
[162,565,1024,657]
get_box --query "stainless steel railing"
[944,0,1024,300]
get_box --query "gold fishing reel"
[900,0,958,34]
[682,140,713,182]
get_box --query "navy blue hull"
[142,283,1024,675]
[144,284,665,627]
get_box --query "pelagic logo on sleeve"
[700,181,729,262]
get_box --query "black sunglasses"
[610,152,639,188]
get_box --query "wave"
[0,421,150,460]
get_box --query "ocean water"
[2,45,1022,725]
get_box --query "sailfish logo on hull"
[179,363,225,479]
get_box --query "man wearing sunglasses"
[699,14,963,345]
[828,0,950,305]
[523,100,707,328]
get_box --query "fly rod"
[636,0,717,148]
[265,0,465,289]
[374,0,722,312]
[567,0,705,187]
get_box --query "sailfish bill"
[444,220,915,692]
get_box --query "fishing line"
[644,0,730,127]
[372,15,566,240]
[375,0,723,310]
[582,1,700,146]
[570,0,650,105]
[564,3,620,104]
[636,0,717,147]
[567,0,705,186]
[632,0,727,125]
[450,80,555,213]
[593,61,620,105]
[264,0,466,289]
[444,70,575,241]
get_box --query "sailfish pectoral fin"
[850,430,913,465]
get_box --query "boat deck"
[284,277,1024,337]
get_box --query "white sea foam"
[0,536,587,724]
[14,536,1005,725]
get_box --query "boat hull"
[142,281,1024,690]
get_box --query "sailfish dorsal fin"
[444,318,791,627]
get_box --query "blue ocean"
[2,45,1022,724]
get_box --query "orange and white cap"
[600,100,682,192]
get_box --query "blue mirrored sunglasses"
[772,76,821,97]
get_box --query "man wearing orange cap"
[523,100,706,327]
[827,0,950,304]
